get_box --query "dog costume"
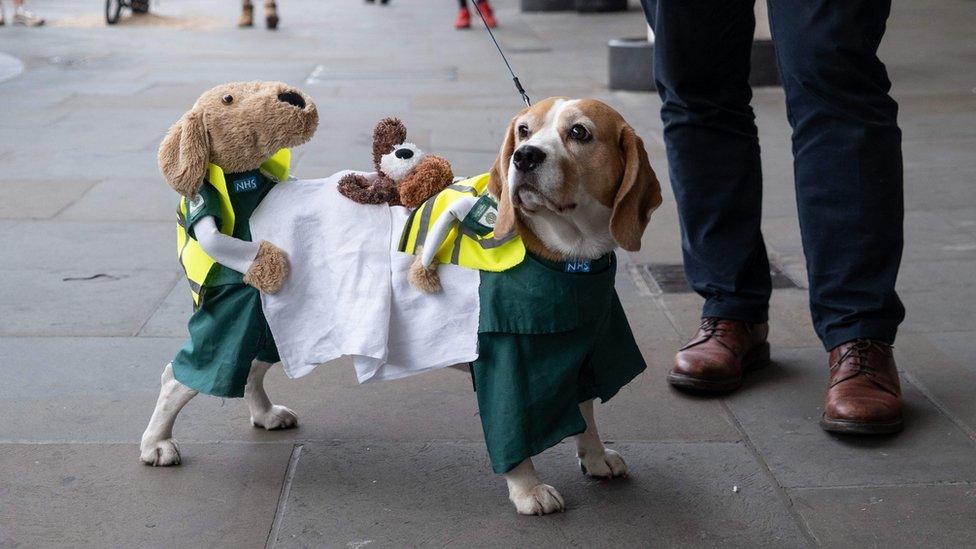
[249,171,482,382]
[401,173,647,473]
[172,150,289,397]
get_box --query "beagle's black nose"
[278,91,306,109]
[395,148,414,159]
[513,145,546,172]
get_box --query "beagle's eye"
[517,124,530,139]
[221,94,234,105]
[568,124,591,142]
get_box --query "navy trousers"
[640,0,905,350]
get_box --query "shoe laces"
[699,317,730,338]
[832,339,890,376]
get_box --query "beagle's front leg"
[504,458,565,515]
[575,399,627,478]
[140,363,198,466]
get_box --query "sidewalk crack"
[266,443,304,549]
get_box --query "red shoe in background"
[454,7,471,29]
[477,0,497,28]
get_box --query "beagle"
[480,97,662,515]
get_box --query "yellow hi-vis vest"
[175,148,290,306]
[398,173,525,272]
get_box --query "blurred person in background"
[0,0,45,26]
[456,0,496,30]
[239,0,278,29]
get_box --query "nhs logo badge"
[565,259,591,273]
[234,175,259,193]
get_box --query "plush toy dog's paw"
[408,255,442,294]
[244,241,289,294]
[337,173,399,205]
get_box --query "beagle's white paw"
[510,484,565,516]
[250,405,298,430]
[579,448,628,479]
[140,438,182,467]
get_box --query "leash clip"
[513,77,531,107]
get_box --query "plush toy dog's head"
[158,81,318,197]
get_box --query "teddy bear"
[141,81,318,467]
[337,117,454,208]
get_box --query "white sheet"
[250,171,479,383]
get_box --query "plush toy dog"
[140,81,318,467]
[337,117,453,208]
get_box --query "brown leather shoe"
[669,318,770,393]
[821,340,903,435]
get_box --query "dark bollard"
[608,38,656,91]
[520,0,573,12]
[576,0,627,12]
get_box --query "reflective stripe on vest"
[176,148,290,307]
[399,173,525,272]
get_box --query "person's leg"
[768,0,905,434]
[264,0,279,30]
[641,0,771,323]
[11,0,44,26]
[455,0,471,29]
[766,0,904,350]
[239,0,254,27]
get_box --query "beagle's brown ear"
[610,126,662,251]
[158,109,209,198]
[488,117,518,238]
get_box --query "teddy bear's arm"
[337,172,399,205]
[421,196,479,267]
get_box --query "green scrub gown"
[172,169,280,398]
[472,253,647,474]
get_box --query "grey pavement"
[1,0,975,547]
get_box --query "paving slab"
[900,283,976,335]
[790,483,976,548]
[0,269,178,337]
[2,220,173,272]
[0,179,99,220]
[894,331,976,439]
[57,177,178,222]
[274,441,810,547]
[0,442,293,548]
[138,279,191,338]
[723,346,976,489]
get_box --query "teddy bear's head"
[158,81,319,197]
[372,118,453,208]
